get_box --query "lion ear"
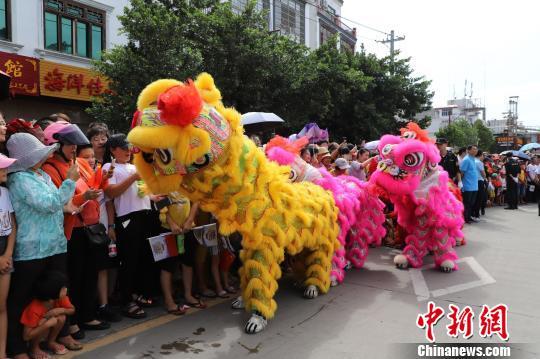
[137,79,182,111]
[195,73,222,105]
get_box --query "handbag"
[78,214,109,248]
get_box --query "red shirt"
[20,296,73,328]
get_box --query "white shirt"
[349,161,366,181]
[102,162,150,217]
[0,187,14,236]
[527,164,539,181]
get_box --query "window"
[275,0,305,43]
[0,0,10,41]
[441,109,453,117]
[44,0,105,59]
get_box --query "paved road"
[75,206,540,359]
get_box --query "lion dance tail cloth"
[369,123,464,272]
[128,74,340,324]
[265,137,386,284]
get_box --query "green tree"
[89,0,433,142]
[474,120,495,152]
[435,118,478,148]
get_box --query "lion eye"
[402,131,416,139]
[156,149,172,164]
[290,169,298,182]
[382,144,393,156]
[192,154,210,168]
[403,152,424,167]
[142,152,154,164]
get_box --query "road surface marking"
[410,257,496,301]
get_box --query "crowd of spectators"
[0,113,240,359]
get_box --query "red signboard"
[0,52,39,96]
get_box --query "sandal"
[47,343,68,355]
[225,286,237,294]
[57,336,83,351]
[62,342,83,351]
[123,302,147,319]
[216,290,229,298]
[135,295,156,308]
[185,299,207,309]
[167,305,186,316]
[199,290,216,298]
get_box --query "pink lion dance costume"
[369,123,464,272]
[265,137,386,284]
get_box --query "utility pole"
[377,30,405,72]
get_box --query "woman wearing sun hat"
[5,133,81,358]
[0,152,17,359]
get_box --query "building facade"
[232,0,357,51]
[419,98,486,136]
[1,0,356,126]
[0,0,128,125]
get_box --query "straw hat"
[317,146,330,156]
[6,133,59,173]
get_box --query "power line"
[337,15,389,35]
[230,0,391,45]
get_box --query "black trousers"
[462,191,478,222]
[67,227,99,325]
[506,178,518,209]
[7,253,67,356]
[535,185,540,215]
[473,181,487,217]
[116,210,157,304]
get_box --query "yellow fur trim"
[194,73,222,105]
[137,79,182,110]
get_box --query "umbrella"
[0,71,11,100]
[364,140,380,151]
[500,150,530,160]
[519,143,540,152]
[296,123,329,144]
[241,112,285,133]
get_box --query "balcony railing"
[317,6,356,39]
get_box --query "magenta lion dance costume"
[369,123,464,272]
[265,137,386,284]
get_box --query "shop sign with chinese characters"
[0,52,39,96]
[39,60,109,101]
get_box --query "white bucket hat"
[6,133,59,173]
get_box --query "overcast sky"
[341,0,540,127]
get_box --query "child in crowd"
[21,271,74,358]
[103,134,155,319]
[76,145,121,323]
[0,153,17,359]
[159,194,206,314]
[194,210,229,299]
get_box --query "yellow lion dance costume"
[128,73,339,334]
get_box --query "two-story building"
[0,0,128,125]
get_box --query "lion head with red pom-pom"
[127,73,239,194]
